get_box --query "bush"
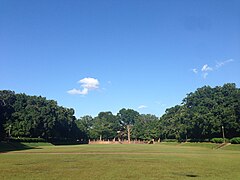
[210,138,228,143]
[162,139,178,142]
[188,139,210,143]
[230,137,240,144]
[49,138,86,145]
[10,137,46,142]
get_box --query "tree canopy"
[1,83,240,142]
[159,83,240,140]
[0,91,81,141]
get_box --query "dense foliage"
[1,83,240,142]
[210,138,227,144]
[230,137,240,144]
[0,91,80,141]
[159,83,240,141]
[76,109,159,141]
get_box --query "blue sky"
[1,0,240,118]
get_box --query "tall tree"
[76,115,94,140]
[0,91,81,141]
[91,112,120,140]
[132,114,160,141]
[0,90,16,139]
[160,83,240,140]
[117,108,140,142]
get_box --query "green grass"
[1,143,240,180]
[179,142,219,149]
[21,142,53,147]
[222,144,240,151]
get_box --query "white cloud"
[201,64,213,72]
[192,59,234,79]
[67,88,88,95]
[192,68,198,74]
[68,77,100,95]
[216,59,234,69]
[78,77,99,89]
[200,64,213,79]
[138,105,147,109]
[203,72,208,79]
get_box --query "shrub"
[188,139,210,143]
[230,137,240,144]
[162,139,178,142]
[210,138,227,143]
[10,137,46,142]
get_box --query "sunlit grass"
[1,143,240,179]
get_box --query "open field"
[1,143,240,180]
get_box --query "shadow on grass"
[173,172,199,178]
[186,174,199,177]
[0,141,36,153]
[50,140,88,146]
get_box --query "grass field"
[0,142,240,180]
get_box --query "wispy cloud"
[201,64,213,79]
[192,68,198,74]
[138,105,147,109]
[203,72,208,79]
[192,59,234,79]
[215,59,234,69]
[201,64,213,72]
[67,77,100,95]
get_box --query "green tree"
[159,83,240,141]
[132,114,160,141]
[1,91,81,141]
[117,108,140,142]
[76,115,94,140]
[91,112,120,140]
[0,90,16,139]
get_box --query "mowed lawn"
[0,143,240,180]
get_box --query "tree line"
[160,83,240,141]
[0,91,79,141]
[1,83,240,142]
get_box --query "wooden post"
[222,126,225,143]
[127,125,131,143]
